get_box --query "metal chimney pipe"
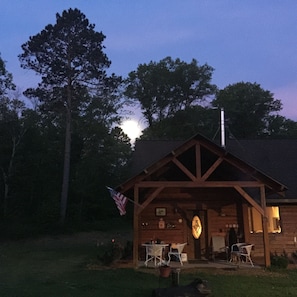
[220,108,225,148]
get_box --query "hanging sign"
[192,215,202,239]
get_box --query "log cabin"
[117,133,297,267]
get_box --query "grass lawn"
[0,231,297,297]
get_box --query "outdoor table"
[142,243,169,266]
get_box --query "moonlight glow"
[121,120,142,142]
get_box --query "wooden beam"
[172,158,197,181]
[149,139,197,173]
[260,185,270,267]
[133,186,139,268]
[199,139,226,156]
[195,143,201,179]
[234,186,264,216]
[118,139,198,193]
[241,203,250,244]
[201,157,224,181]
[137,181,262,188]
[222,155,286,193]
[136,186,165,215]
[173,138,197,155]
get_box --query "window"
[248,206,281,234]
[192,215,202,239]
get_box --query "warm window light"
[248,206,281,234]
[192,216,202,239]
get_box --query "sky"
[1,0,297,122]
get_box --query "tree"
[0,54,20,218]
[0,98,28,218]
[125,57,217,126]
[72,125,132,222]
[212,82,282,138]
[70,87,132,222]
[137,79,297,141]
[19,8,122,224]
[0,54,15,97]
[140,106,220,140]
[266,115,297,138]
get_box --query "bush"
[98,240,123,266]
[270,252,289,269]
[121,240,133,260]
[98,239,133,266]
[292,251,297,261]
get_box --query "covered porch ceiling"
[119,134,287,212]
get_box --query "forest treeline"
[1,8,296,237]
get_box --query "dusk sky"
[1,0,297,121]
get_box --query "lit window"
[248,206,281,234]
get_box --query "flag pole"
[106,186,144,209]
[126,196,144,208]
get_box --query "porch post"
[133,185,139,268]
[241,203,250,243]
[260,185,270,267]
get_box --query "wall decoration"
[155,207,166,216]
[158,218,165,229]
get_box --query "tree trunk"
[1,169,8,218]
[2,136,17,218]
[60,84,72,225]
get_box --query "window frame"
[248,206,281,234]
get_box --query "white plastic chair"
[230,243,254,266]
[167,243,187,266]
[144,244,164,267]
[239,244,254,267]
[230,243,245,263]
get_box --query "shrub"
[292,251,297,260]
[98,240,123,266]
[121,240,133,260]
[270,252,289,269]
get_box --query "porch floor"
[138,259,262,270]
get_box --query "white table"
[142,243,169,266]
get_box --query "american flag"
[107,187,128,216]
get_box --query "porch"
[118,135,287,268]
[137,259,262,270]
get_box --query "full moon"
[121,119,143,142]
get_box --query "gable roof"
[130,139,183,176]
[123,133,289,199]
[226,139,297,199]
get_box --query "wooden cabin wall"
[270,205,297,256]
[138,200,243,260]
[137,200,297,261]
[250,205,297,258]
[138,203,187,260]
[207,204,241,245]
